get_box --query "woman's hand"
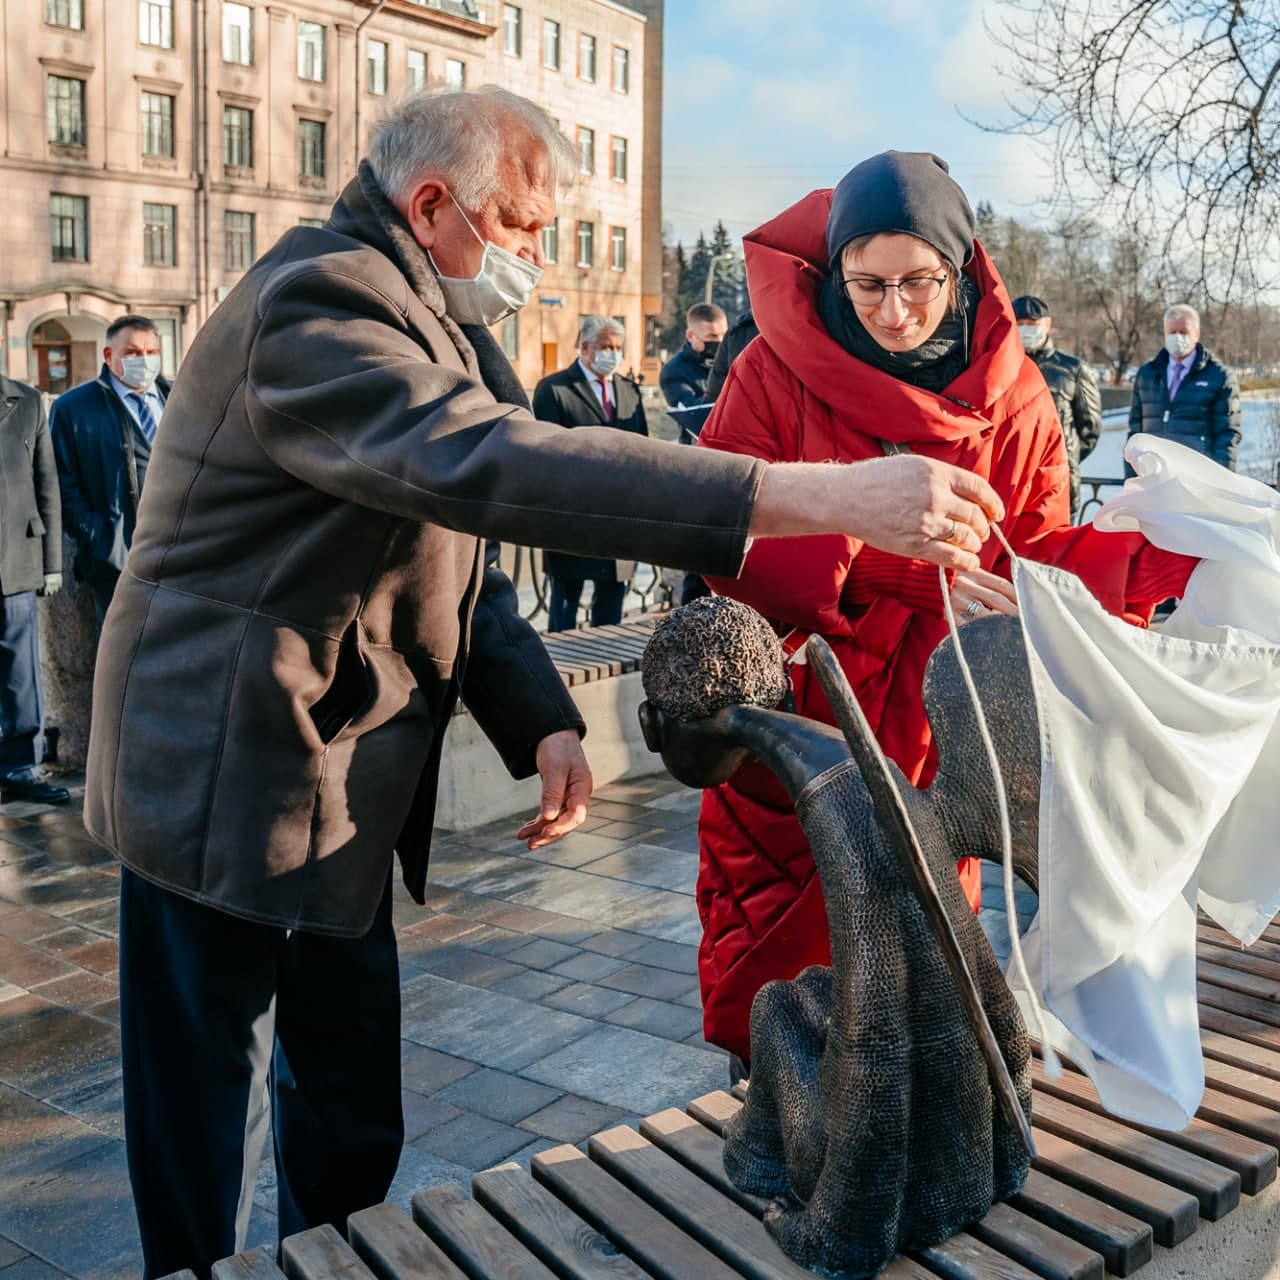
[951,568,1018,623]
[516,730,593,849]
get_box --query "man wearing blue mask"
[533,316,648,630]
[50,314,170,631]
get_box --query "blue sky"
[660,0,1052,248]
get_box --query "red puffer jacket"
[695,189,1196,1061]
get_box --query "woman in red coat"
[695,151,1194,1063]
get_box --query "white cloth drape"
[1005,435,1280,1129]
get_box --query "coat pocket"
[26,515,45,537]
[309,623,374,745]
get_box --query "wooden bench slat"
[1200,1055,1280,1113]
[916,1231,1041,1280]
[1030,1061,1276,1195]
[158,1271,201,1280]
[471,1162,650,1280]
[1200,940,1280,984]
[1199,926,1280,967]
[412,1182,560,1280]
[346,1203,467,1280]
[588,1124,817,1280]
[1202,1024,1280,1081]
[211,1249,289,1280]
[1191,1083,1280,1149]
[1198,979,1280,1030]
[531,1143,744,1280]
[1029,1087,1240,1219]
[281,1224,377,1280]
[965,1202,1103,1280]
[1199,1002,1280,1053]
[638,1108,770,1215]
[686,1089,740,1136]
[1009,1170,1152,1277]
[1200,959,1280,1007]
[1030,1127,1199,1247]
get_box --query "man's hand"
[951,568,1018,622]
[516,729,593,850]
[750,455,1005,572]
[39,573,62,598]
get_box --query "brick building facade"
[0,0,662,393]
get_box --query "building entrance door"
[30,317,103,394]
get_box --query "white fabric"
[1006,435,1280,1128]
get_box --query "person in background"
[533,317,648,630]
[660,302,727,411]
[1013,295,1101,520]
[50,316,170,631]
[1128,304,1240,471]
[705,307,759,404]
[0,341,67,805]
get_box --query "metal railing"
[1077,476,1124,523]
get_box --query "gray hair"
[368,87,576,208]
[1164,303,1200,331]
[579,316,625,347]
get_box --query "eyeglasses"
[843,274,949,306]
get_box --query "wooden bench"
[170,936,1280,1280]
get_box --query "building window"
[143,203,176,267]
[366,39,387,95]
[576,126,595,176]
[139,0,173,48]
[223,105,253,171]
[503,4,521,57]
[298,119,325,179]
[445,58,465,90]
[613,45,630,93]
[499,314,519,360]
[576,220,594,268]
[298,21,325,82]
[610,225,626,272]
[141,92,175,158]
[223,3,252,65]
[298,217,324,228]
[542,218,558,264]
[408,49,427,92]
[610,135,627,182]
[46,76,85,147]
[152,317,178,375]
[225,210,255,271]
[542,19,560,70]
[46,0,83,30]
[579,33,596,82]
[50,194,88,262]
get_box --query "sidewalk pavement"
[0,770,725,1280]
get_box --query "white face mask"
[119,354,162,390]
[428,194,542,326]
[589,348,621,377]
[1018,324,1047,353]
[1165,332,1196,361]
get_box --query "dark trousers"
[547,577,627,632]
[119,867,403,1279]
[0,591,44,779]
[88,570,119,637]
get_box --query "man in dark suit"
[50,314,171,631]
[532,316,649,630]
[0,342,68,804]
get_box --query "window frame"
[366,38,388,95]
[502,4,522,57]
[222,104,254,171]
[612,45,630,94]
[49,193,88,263]
[407,48,427,92]
[139,0,174,49]
[610,135,627,183]
[222,2,253,66]
[45,0,83,30]
[46,75,86,148]
[578,32,596,83]
[298,118,326,179]
[542,18,560,70]
[542,217,559,265]
[444,57,465,90]
[576,220,594,269]
[143,202,177,267]
[610,225,626,272]
[141,91,175,159]
[576,125,595,177]
[225,209,256,272]
[297,20,326,83]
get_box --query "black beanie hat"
[826,151,976,273]
[1012,295,1050,320]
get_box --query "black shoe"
[1,777,70,805]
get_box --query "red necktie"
[599,377,616,423]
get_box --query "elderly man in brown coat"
[87,88,1002,1277]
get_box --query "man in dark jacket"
[1128,304,1240,471]
[532,316,648,630]
[50,315,171,631]
[1013,296,1102,519]
[706,306,759,404]
[86,88,1003,1278]
[0,349,68,804]
[660,302,727,413]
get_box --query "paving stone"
[45,1071,125,1140]
[520,1024,727,1115]
[579,846,697,894]
[400,975,594,1072]
[653,826,699,855]
[413,1111,532,1170]
[85,998,120,1026]
[58,901,118,937]
[503,1137,560,1170]
[0,1258,71,1279]
[516,1094,629,1144]
[675,987,702,1010]
[516,832,628,870]
[622,938,699,975]
[25,926,98,957]
[0,995,57,1034]
[577,929,652,959]
[596,963,698,1003]
[453,924,529,956]
[0,1005,119,1099]
[501,937,579,970]
[590,821,663,842]
[435,1068,561,1125]
[383,1142,468,1214]
[0,1235,29,1268]
[0,1084,113,1189]
[0,866,118,917]
[400,1091,462,1142]
[0,911,69,944]
[545,951,627,983]
[400,913,487,946]
[605,996,703,1042]
[540,983,636,1019]
[0,940,75,989]
[29,971,117,1012]
[398,1044,478,1095]
[489,968,572,1002]
[0,984,22,1005]
[415,947,526,989]
[61,938,118,976]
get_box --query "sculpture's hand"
[515,730,592,849]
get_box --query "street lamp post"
[704,252,736,305]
